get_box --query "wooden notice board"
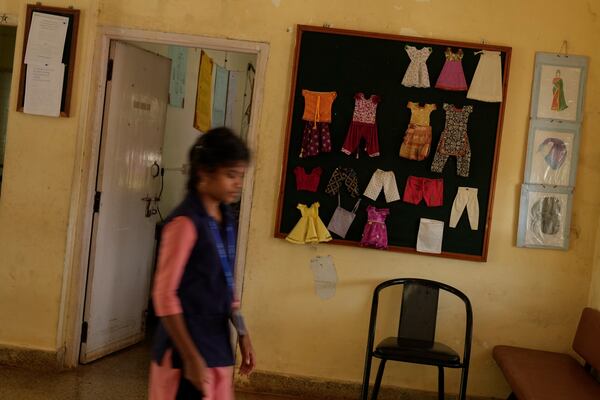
[16,4,80,117]
[275,25,512,262]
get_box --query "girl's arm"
[153,217,206,389]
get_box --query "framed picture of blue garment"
[523,120,580,187]
[530,53,588,123]
[517,184,573,250]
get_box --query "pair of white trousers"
[450,187,479,230]
[363,169,400,203]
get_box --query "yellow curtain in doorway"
[194,50,213,132]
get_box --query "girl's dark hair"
[187,127,250,192]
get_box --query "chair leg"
[458,365,469,400]
[360,354,373,400]
[437,366,444,400]
[371,359,386,400]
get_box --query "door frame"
[61,26,269,368]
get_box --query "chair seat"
[493,345,600,400]
[373,337,461,367]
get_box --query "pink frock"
[360,206,390,249]
[435,48,468,91]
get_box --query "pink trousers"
[149,349,234,400]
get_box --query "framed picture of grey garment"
[517,184,573,250]
[524,120,580,187]
[530,52,588,123]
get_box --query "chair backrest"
[398,282,439,343]
[367,278,473,360]
[572,307,600,371]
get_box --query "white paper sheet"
[24,12,69,65]
[309,255,337,300]
[23,63,65,117]
[416,218,444,254]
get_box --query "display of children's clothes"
[435,48,468,91]
[467,50,503,102]
[294,167,322,192]
[325,167,360,197]
[300,90,337,158]
[403,176,444,207]
[327,195,361,239]
[401,46,432,88]
[341,93,381,158]
[551,70,568,111]
[286,202,332,244]
[449,187,479,230]
[399,102,437,161]
[360,206,390,249]
[431,104,474,177]
[363,169,401,203]
[416,218,444,254]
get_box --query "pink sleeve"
[152,216,197,316]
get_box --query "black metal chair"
[360,278,473,400]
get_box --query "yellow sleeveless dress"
[286,202,332,244]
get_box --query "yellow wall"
[590,214,600,309]
[0,0,599,398]
[0,0,97,350]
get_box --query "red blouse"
[294,167,322,192]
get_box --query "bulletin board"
[274,25,512,262]
[16,4,80,117]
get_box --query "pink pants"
[149,349,234,400]
[403,176,444,207]
[341,121,380,157]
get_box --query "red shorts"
[403,176,444,207]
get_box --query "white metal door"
[80,41,171,363]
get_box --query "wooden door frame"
[60,26,269,368]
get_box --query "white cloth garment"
[402,45,432,88]
[449,187,479,230]
[416,218,444,254]
[363,169,401,203]
[467,50,503,102]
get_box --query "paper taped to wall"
[309,255,337,300]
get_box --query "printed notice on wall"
[23,63,65,117]
[24,12,69,65]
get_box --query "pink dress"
[435,48,468,91]
[148,217,234,400]
[360,206,390,249]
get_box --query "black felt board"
[275,26,511,262]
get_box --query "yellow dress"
[286,202,332,244]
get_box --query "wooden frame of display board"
[16,4,80,117]
[275,25,511,262]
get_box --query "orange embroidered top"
[302,90,337,124]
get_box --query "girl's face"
[198,162,247,204]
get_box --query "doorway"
[69,28,267,367]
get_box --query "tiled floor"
[0,343,302,400]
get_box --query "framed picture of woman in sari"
[530,53,588,123]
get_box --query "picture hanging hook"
[558,40,568,57]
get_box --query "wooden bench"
[493,307,600,400]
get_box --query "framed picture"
[517,184,573,250]
[530,53,588,123]
[524,120,580,187]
